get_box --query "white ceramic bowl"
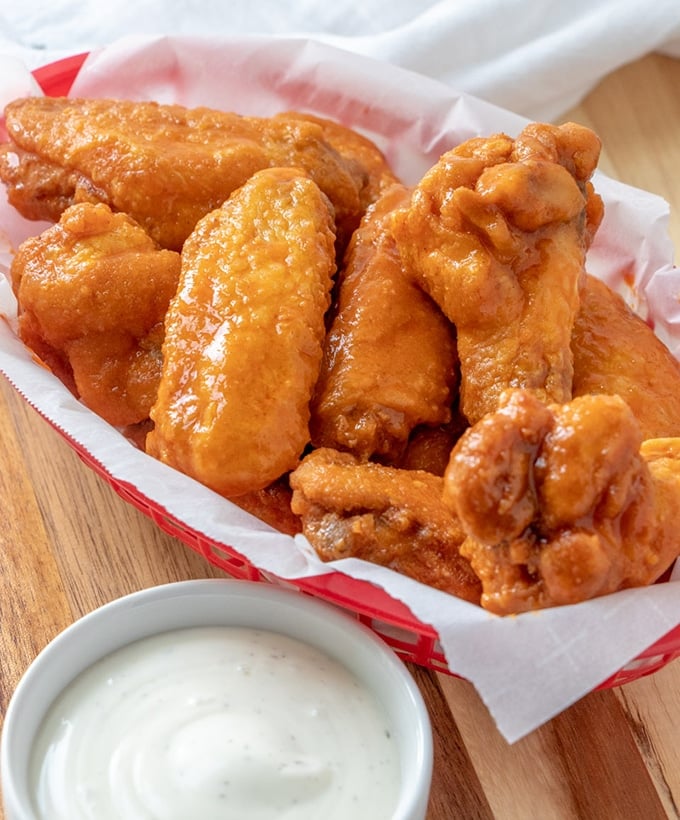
[1,578,433,820]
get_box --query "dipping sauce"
[28,626,401,819]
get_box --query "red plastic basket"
[17,52,680,686]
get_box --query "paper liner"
[1,34,679,743]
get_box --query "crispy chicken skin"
[147,167,336,498]
[310,183,458,462]
[443,389,680,614]
[274,111,400,209]
[289,447,481,603]
[396,410,470,476]
[392,122,603,424]
[230,477,302,537]
[0,97,377,251]
[572,274,680,438]
[10,202,180,426]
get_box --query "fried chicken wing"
[0,96,376,251]
[392,122,603,424]
[572,273,680,438]
[310,183,458,462]
[443,389,680,614]
[147,167,336,498]
[10,202,180,426]
[289,447,481,602]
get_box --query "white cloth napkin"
[1,0,680,119]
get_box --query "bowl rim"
[1,578,433,820]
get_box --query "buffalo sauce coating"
[310,183,458,462]
[444,389,680,614]
[147,168,336,498]
[10,201,180,427]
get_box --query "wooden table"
[1,52,679,820]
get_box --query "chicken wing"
[310,183,458,462]
[290,447,481,602]
[10,201,180,426]
[392,122,603,424]
[572,273,680,438]
[0,96,377,252]
[443,389,680,614]
[147,167,336,498]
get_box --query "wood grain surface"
[1,52,679,820]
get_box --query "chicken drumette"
[310,183,458,462]
[392,122,603,424]
[444,389,680,614]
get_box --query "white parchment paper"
[1,35,679,743]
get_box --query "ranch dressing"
[29,626,401,820]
